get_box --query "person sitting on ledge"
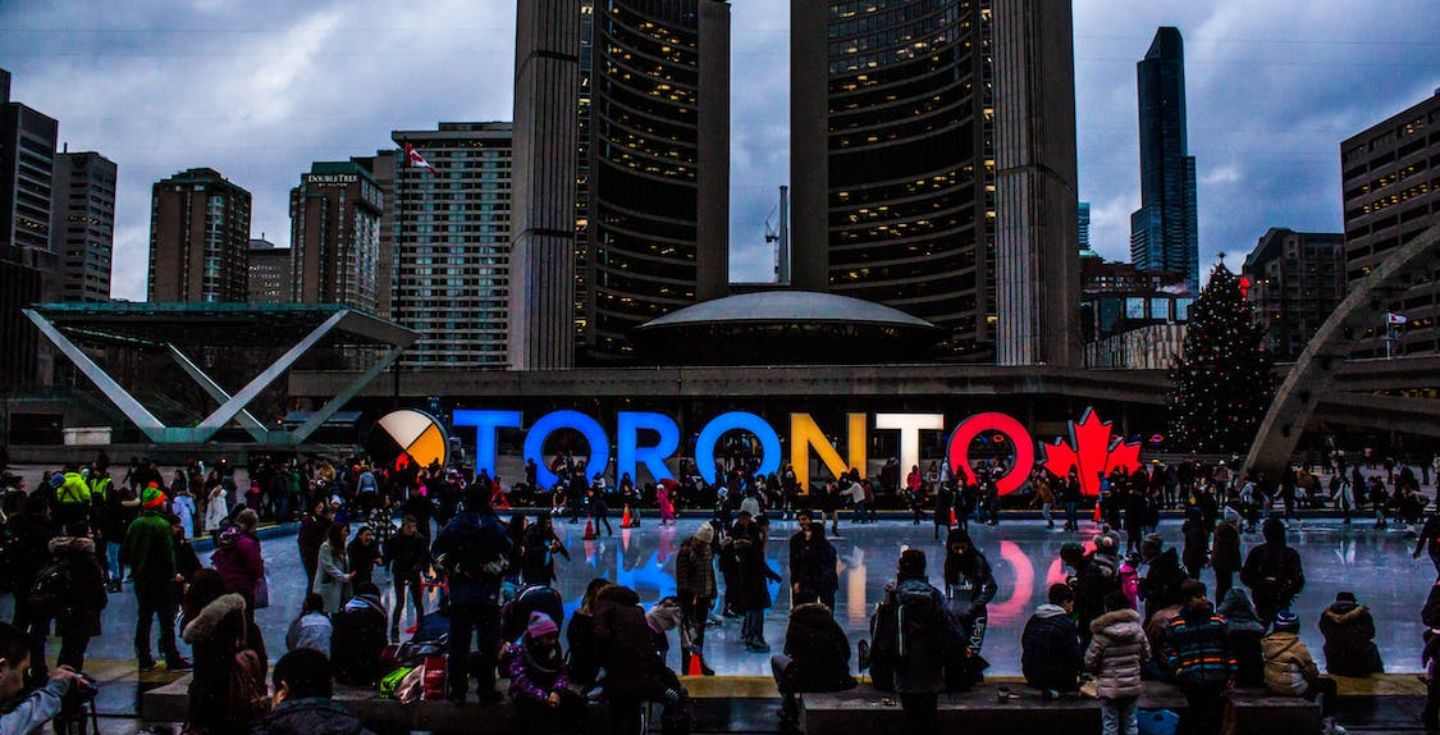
[1021,583,1084,696]
[250,649,371,735]
[1318,591,1384,677]
[1263,611,1345,735]
[772,589,855,730]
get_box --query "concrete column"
[509,0,580,370]
[696,0,732,302]
[789,0,830,292]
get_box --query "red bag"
[421,655,447,701]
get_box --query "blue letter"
[524,410,610,490]
[694,412,781,485]
[452,409,522,479]
[616,411,680,484]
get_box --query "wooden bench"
[800,682,1321,735]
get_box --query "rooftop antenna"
[764,185,791,285]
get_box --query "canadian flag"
[403,143,438,175]
[1387,312,1409,325]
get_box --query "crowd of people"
[0,445,1435,735]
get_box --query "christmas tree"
[1167,260,1277,454]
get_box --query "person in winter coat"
[734,514,783,652]
[1211,519,1243,601]
[1318,591,1383,676]
[330,583,388,687]
[1162,580,1236,735]
[1021,584,1084,693]
[500,612,585,735]
[772,589,855,727]
[430,489,512,704]
[38,523,108,686]
[1216,588,1267,687]
[345,526,381,589]
[789,511,839,612]
[170,485,196,543]
[312,523,353,614]
[1263,612,1343,734]
[181,569,266,735]
[1061,541,1119,646]
[251,649,372,735]
[1416,509,1440,576]
[501,584,565,643]
[1138,534,1188,624]
[1118,554,1141,610]
[521,515,565,588]
[285,593,332,654]
[565,578,612,688]
[1181,508,1210,581]
[1086,591,1151,735]
[382,515,431,641]
[203,482,228,535]
[869,549,947,732]
[297,501,331,597]
[943,529,997,688]
[210,509,264,617]
[1241,517,1306,625]
[593,585,685,735]
[676,524,718,675]
[123,487,188,672]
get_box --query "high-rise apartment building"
[792,0,1079,362]
[50,150,117,302]
[1078,201,1091,252]
[1131,27,1199,293]
[353,151,397,319]
[1340,89,1440,357]
[1242,228,1346,360]
[391,123,513,368]
[246,237,290,304]
[1,67,60,387]
[289,161,383,313]
[147,168,252,303]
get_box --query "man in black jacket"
[431,489,512,703]
[1140,534,1189,624]
[1240,518,1305,626]
[789,511,838,613]
[1021,584,1083,694]
[383,515,431,641]
[943,529,997,688]
[772,589,854,729]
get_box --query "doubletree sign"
[450,407,1143,496]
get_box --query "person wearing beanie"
[1162,580,1235,734]
[942,529,997,689]
[500,611,585,735]
[122,482,189,672]
[676,524,718,675]
[1318,591,1383,677]
[1241,517,1306,625]
[1264,612,1345,734]
[1216,588,1267,687]
[870,549,947,731]
[646,597,684,659]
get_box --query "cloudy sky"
[3,1,1438,300]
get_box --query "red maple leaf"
[1042,408,1144,496]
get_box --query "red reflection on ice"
[990,540,1034,625]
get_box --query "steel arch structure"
[1245,222,1440,477]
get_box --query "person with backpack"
[676,524,718,675]
[1317,591,1383,676]
[1162,580,1237,735]
[772,589,855,731]
[1086,591,1151,735]
[1241,517,1306,626]
[181,569,267,735]
[431,488,511,704]
[330,582,388,687]
[943,529,997,689]
[251,649,371,735]
[1021,584,1084,694]
[122,487,189,672]
[501,612,585,735]
[26,519,106,705]
[8,495,54,683]
[868,549,947,732]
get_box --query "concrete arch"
[1246,222,1440,478]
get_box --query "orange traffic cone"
[1092,500,1103,523]
[583,519,596,541]
[621,507,633,528]
[949,508,958,527]
[686,650,705,676]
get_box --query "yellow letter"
[790,413,868,492]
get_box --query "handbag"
[253,572,271,610]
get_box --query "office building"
[353,151,397,319]
[50,150,117,302]
[1340,89,1440,357]
[512,0,732,367]
[247,237,291,304]
[289,161,383,312]
[792,0,1079,361]
[1242,228,1345,360]
[1078,201,1090,252]
[147,168,252,303]
[1083,256,1187,296]
[1,67,60,387]
[1131,27,1199,293]
[391,122,512,369]
[992,0,1081,366]
[1081,256,1192,347]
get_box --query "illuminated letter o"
[946,412,1035,495]
[694,412,781,485]
[524,411,610,490]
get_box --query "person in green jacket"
[122,487,190,671]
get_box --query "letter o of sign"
[946,412,1036,496]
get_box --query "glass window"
[1176,298,1194,321]
[1150,298,1169,320]
[1125,297,1145,319]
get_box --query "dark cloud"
[3,1,1438,298]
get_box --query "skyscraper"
[289,161,383,312]
[1242,228,1345,360]
[0,67,59,386]
[391,122,513,369]
[147,168,252,303]
[353,150,397,319]
[246,237,291,304]
[1078,201,1091,252]
[792,0,1079,362]
[50,150,117,302]
[1131,27,1199,293]
[992,0,1081,366]
[513,0,732,367]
